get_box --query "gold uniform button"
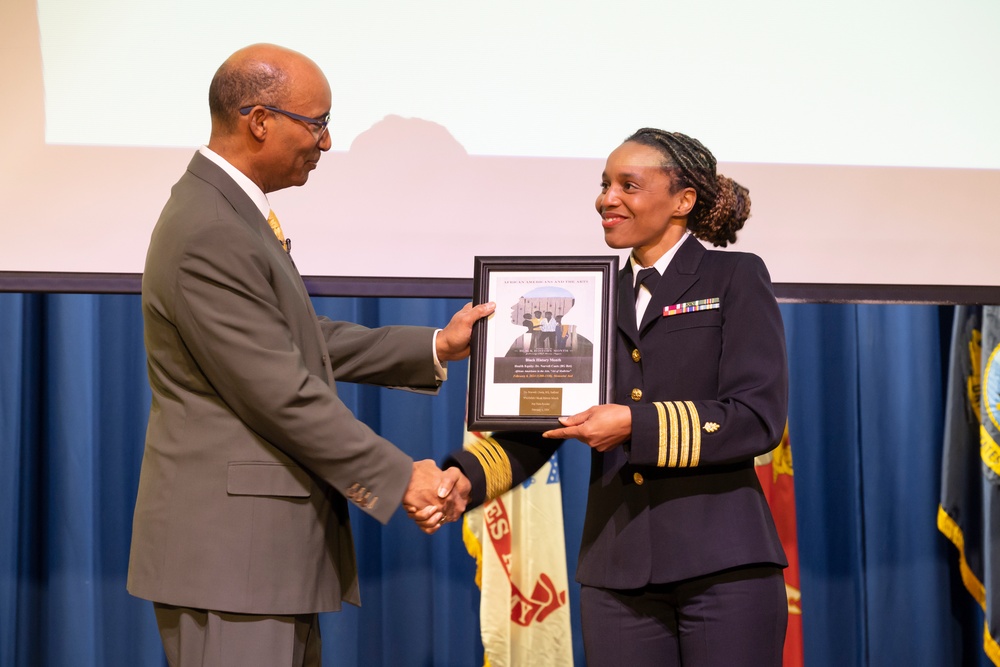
[631,348,641,363]
[633,472,644,485]
[630,388,643,401]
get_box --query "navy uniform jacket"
[449,234,788,588]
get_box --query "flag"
[462,430,573,667]
[755,423,804,667]
[938,305,1000,665]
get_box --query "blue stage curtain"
[0,293,160,667]
[0,293,990,666]
[780,303,988,666]
[0,293,485,667]
[310,296,483,667]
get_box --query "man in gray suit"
[126,43,494,666]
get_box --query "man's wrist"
[431,329,448,381]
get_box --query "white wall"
[3,0,998,287]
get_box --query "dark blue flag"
[939,305,1000,664]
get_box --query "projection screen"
[2,0,998,300]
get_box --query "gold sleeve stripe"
[684,401,702,467]
[654,402,668,467]
[486,436,513,497]
[467,439,501,500]
[466,436,512,500]
[488,437,513,499]
[664,401,680,468]
[651,401,703,468]
[472,438,502,500]
[677,401,691,467]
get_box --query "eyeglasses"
[239,105,330,139]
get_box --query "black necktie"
[634,267,660,299]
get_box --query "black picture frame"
[467,255,619,431]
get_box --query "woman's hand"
[543,404,632,452]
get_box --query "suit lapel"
[187,153,313,310]
[187,153,263,228]
[639,235,704,334]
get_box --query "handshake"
[402,460,471,535]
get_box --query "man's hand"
[437,466,471,518]
[435,302,496,362]
[403,462,472,535]
[542,404,632,452]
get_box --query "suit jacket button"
[633,472,644,485]
[630,388,643,401]
[631,348,641,363]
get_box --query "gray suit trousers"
[153,604,321,667]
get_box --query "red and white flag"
[463,431,573,667]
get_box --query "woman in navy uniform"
[445,128,789,666]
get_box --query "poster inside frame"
[467,256,618,431]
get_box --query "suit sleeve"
[170,219,420,523]
[316,317,440,391]
[627,253,788,468]
[443,432,561,510]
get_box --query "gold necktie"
[267,210,289,253]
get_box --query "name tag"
[664,298,720,317]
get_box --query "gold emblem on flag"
[982,336,1000,478]
[968,328,982,424]
[772,427,794,482]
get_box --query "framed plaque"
[467,256,619,431]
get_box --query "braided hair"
[625,128,751,247]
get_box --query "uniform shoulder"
[700,246,766,269]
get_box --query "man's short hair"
[208,58,290,131]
